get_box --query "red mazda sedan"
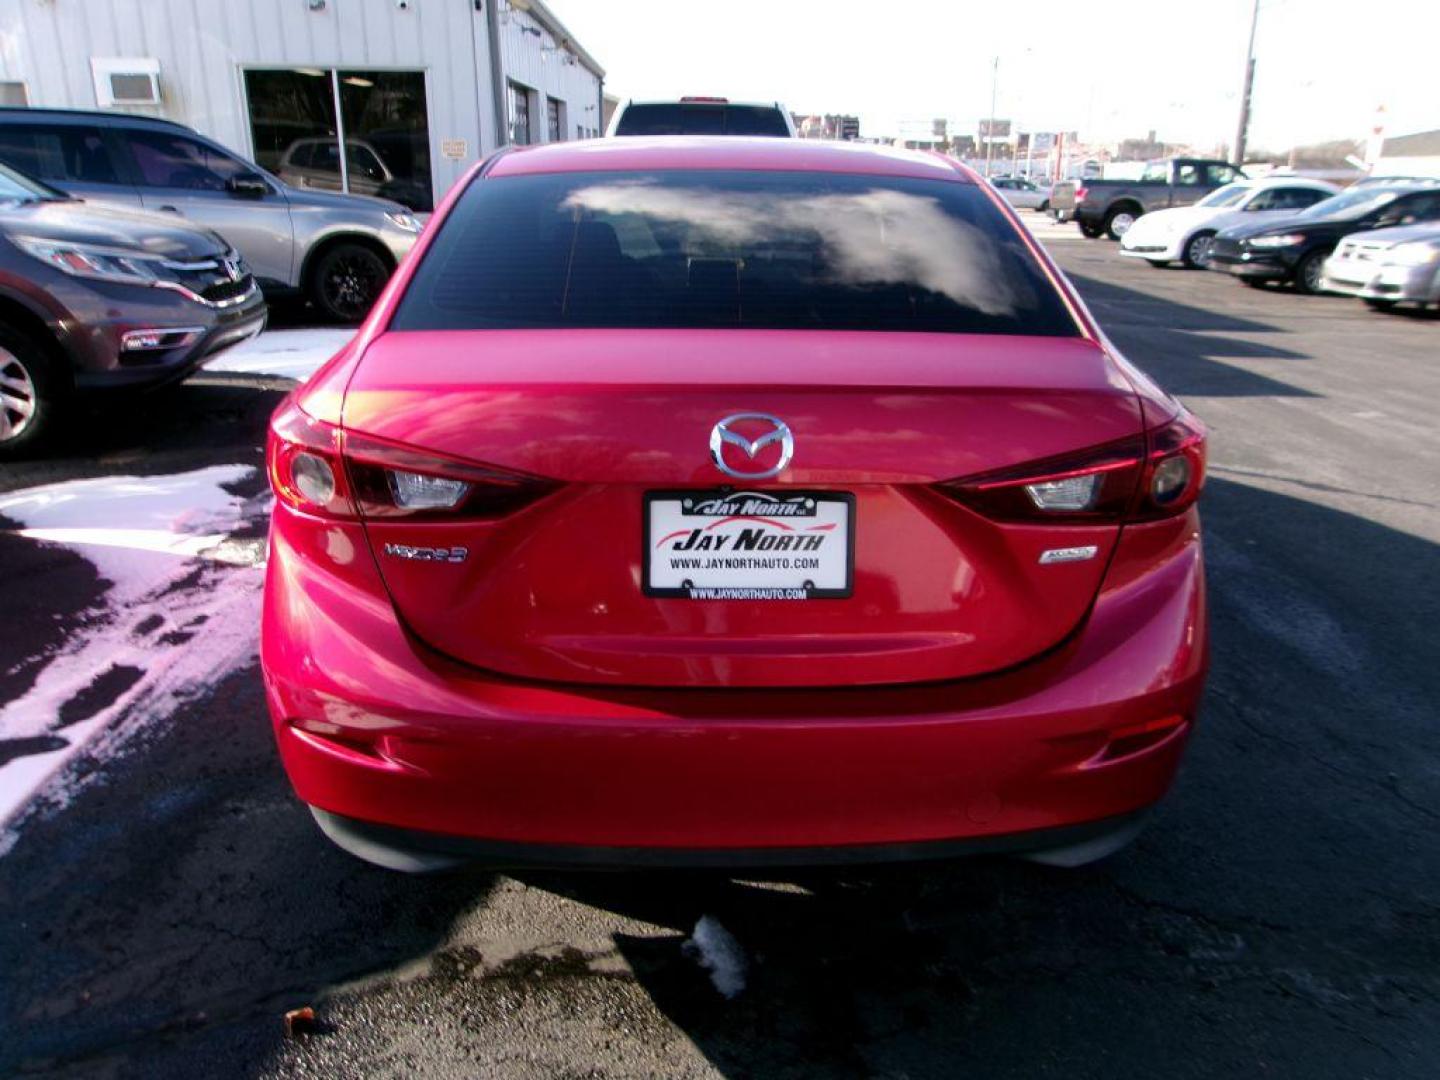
[261,138,1208,871]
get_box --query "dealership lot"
[2,235,1438,1078]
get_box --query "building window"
[547,97,562,142]
[508,82,532,145]
[0,81,28,107]
[243,68,433,211]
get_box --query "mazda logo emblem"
[709,413,794,479]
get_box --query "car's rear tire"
[309,242,392,323]
[1293,249,1329,295]
[1181,230,1217,270]
[0,327,61,459]
[1038,199,1049,213]
[1103,205,1140,241]
[1078,221,1104,239]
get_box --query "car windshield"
[614,104,790,137]
[392,169,1080,337]
[1198,184,1249,208]
[0,161,67,203]
[1297,188,1402,221]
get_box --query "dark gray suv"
[0,162,265,455]
[0,108,421,322]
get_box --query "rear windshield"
[614,104,790,137]
[392,170,1080,337]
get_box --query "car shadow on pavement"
[0,662,499,1077]
[521,476,1440,1079]
[1065,273,1320,399]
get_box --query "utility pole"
[1232,0,1259,167]
[985,55,998,177]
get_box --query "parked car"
[1120,177,1339,269]
[262,137,1209,872]
[607,97,796,137]
[1050,158,1247,240]
[1207,184,1440,293]
[1321,223,1440,311]
[0,108,423,321]
[991,175,1050,211]
[0,161,265,455]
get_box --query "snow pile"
[204,327,353,381]
[0,465,269,854]
[685,915,748,999]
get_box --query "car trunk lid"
[342,329,1141,688]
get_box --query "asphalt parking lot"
[3,221,1438,1078]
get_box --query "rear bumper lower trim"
[310,805,1150,870]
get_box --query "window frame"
[239,64,433,207]
[508,81,534,146]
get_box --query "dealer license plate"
[644,490,854,600]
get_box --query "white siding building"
[0,0,605,210]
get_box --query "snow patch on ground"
[685,916,747,999]
[204,327,353,381]
[0,465,269,854]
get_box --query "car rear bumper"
[261,508,1208,862]
[309,805,1151,871]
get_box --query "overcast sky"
[555,0,1435,151]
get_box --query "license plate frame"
[643,489,855,600]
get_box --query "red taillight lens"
[267,397,555,522]
[1073,185,1088,201]
[1133,410,1206,520]
[939,411,1206,524]
[267,396,356,518]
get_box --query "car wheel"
[310,242,391,323]
[0,328,60,458]
[1078,221,1104,239]
[1181,231,1217,270]
[1293,250,1329,295]
[1038,200,1049,213]
[1103,206,1140,240]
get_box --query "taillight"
[1073,185,1088,201]
[939,411,1206,524]
[1133,410,1206,521]
[344,432,557,521]
[266,396,555,521]
[267,396,355,518]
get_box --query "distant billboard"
[1030,132,1055,152]
[978,118,1011,140]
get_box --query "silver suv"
[0,108,422,321]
